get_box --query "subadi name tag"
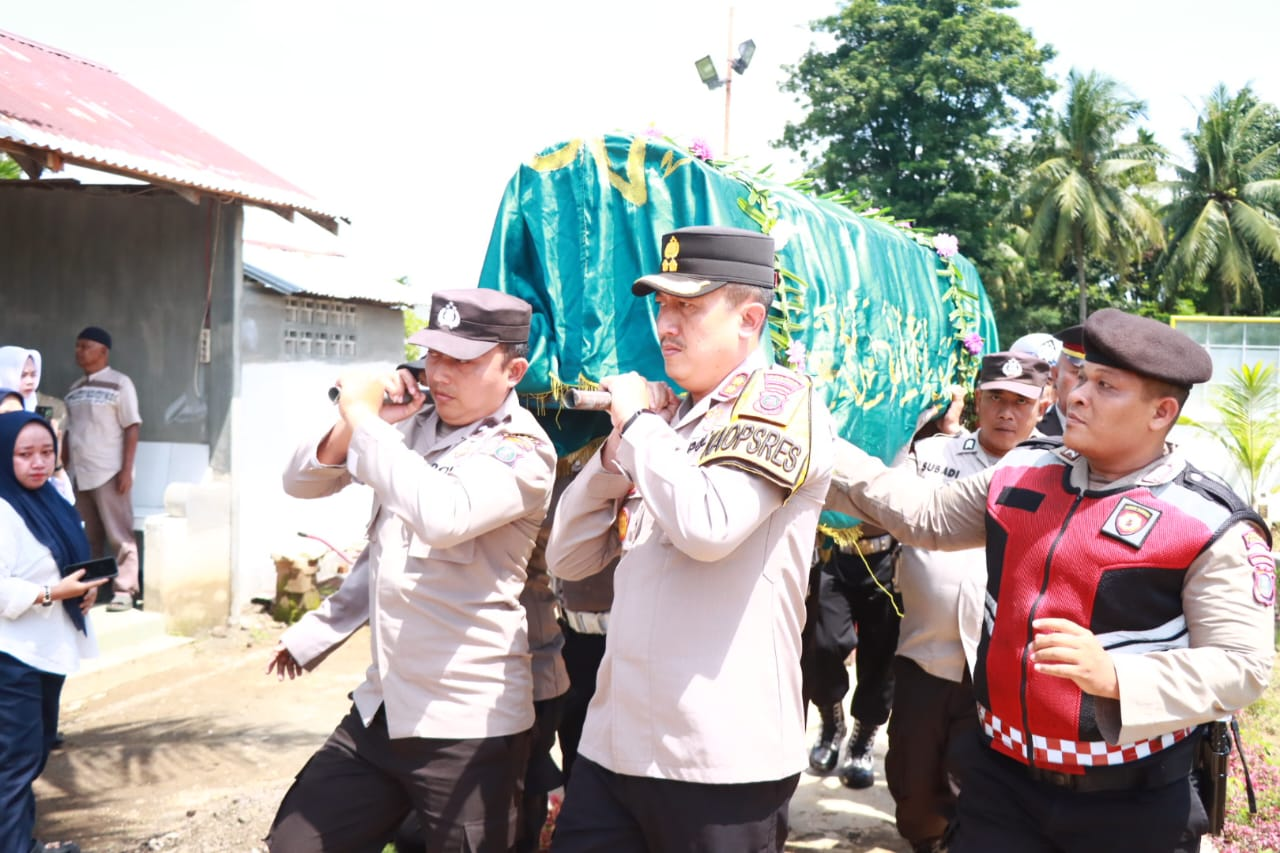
[698,366,812,497]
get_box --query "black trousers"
[551,757,798,853]
[884,656,981,846]
[800,548,901,724]
[557,624,607,782]
[0,652,63,853]
[950,733,1208,853]
[268,705,530,853]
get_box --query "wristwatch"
[41,585,53,607]
[621,409,655,435]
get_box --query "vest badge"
[1101,498,1161,549]
[697,366,812,498]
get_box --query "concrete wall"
[235,287,408,601]
[0,183,240,469]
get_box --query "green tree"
[1014,69,1165,323]
[1159,85,1280,315]
[778,0,1055,269]
[1181,362,1280,511]
[0,154,21,179]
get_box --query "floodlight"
[695,55,723,90]
[730,39,756,75]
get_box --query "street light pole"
[723,6,734,156]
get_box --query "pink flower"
[962,332,983,355]
[690,137,713,160]
[643,125,664,138]
[933,233,960,260]
[786,340,807,373]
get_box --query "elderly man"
[886,351,1050,853]
[265,289,556,853]
[546,226,835,851]
[63,326,141,611]
[828,309,1274,853]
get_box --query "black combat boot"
[807,703,846,773]
[837,719,879,788]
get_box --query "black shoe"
[837,719,879,789]
[807,703,846,773]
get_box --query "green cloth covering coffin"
[477,133,999,478]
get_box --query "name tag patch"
[1101,498,1161,549]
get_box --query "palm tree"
[1159,85,1280,314]
[1016,70,1165,322]
[1181,362,1280,512]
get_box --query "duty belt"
[838,533,896,556]
[561,608,609,635]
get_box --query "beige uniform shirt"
[829,439,1275,745]
[547,350,835,784]
[65,366,142,490]
[281,390,555,740]
[895,431,997,683]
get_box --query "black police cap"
[633,225,776,297]
[407,289,532,360]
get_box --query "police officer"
[546,226,836,851]
[828,309,1274,853]
[886,351,1050,853]
[265,289,556,852]
[1035,324,1084,437]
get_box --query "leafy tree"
[1013,69,1165,323]
[1159,85,1280,315]
[0,154,21,180]
[778,0,1055,269]
[1181,362,1280,511]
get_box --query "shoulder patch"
[698,366,813,498]
[1242,526,1276,607]
[491,433,543,466]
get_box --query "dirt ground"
[34,608,908,853]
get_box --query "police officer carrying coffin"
[546,226,835,851]
[828,309,1275,852]
[265,289,556,852]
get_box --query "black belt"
[991,730,1201,793]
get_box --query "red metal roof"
[0,29,342,232]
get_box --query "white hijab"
[0,345,41,411]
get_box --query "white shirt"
[0,501,99,674]
[65,365,142,491]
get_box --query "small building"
[0,28,416,630]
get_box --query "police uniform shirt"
[828,438,1275,745]
[280,390,556,740]
[546,348,836,784]
[895,431,999,683]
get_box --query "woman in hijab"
[0,389,23,414]
[0,411,108,853]
[0,348,73,503]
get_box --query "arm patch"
[697,366,812,498]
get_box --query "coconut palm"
[1016,70,1165,322]
[1160,85,1280,314]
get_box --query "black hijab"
[0,411,90,632]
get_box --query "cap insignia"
[661,235,680,272]
[1001,358,1023,378]
[436,301,461,331]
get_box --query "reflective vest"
[975,443,1263,774]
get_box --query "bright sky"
[4,0,1278,294]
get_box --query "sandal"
[32,842,82,853]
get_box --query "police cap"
[408,288,532,360]
[976,351,1052,398]
[1082,309,1212,388]
[632,225,776,297]
[1054,324,1085,365]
